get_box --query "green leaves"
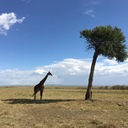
[80,25,127,62]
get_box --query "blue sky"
[0,0,128,85]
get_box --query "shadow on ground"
[2,98,83,104]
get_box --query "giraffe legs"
[33,90,37,100]
[40,87,44,100]
[33,85,39,100]
[40,90,43,100]
[34,93,36,100]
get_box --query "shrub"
[110,85,128,90]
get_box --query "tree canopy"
[80,25,127,62]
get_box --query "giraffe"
[33,71,52,100]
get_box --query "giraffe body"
[33,71,52,100]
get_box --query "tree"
[80,25,127,100]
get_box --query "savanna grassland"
[0,86,128,128]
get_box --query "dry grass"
[0,86,128,128]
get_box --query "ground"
[0,86,128,128]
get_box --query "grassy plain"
[0,86,128,128]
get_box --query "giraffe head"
[47,71,52,76]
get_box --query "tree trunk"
[85,51,99,100]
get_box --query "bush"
[110,85,128,90]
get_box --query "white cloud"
[84,9,95,18]
[0,12,25,35]
[83,0,100,18]
[34,58,91,85]
[0,58,128,86]
[103,58,118,65]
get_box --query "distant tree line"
[97,85,128,90]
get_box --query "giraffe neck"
[39,74,49,85]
